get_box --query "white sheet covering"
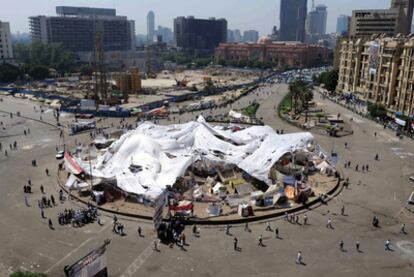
[74,116,316,199]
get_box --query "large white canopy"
[74,116,316,199]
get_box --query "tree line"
[0,41,78,83]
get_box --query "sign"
[64,241,109,277]
[369,42,380,76]
[395,117,406,127]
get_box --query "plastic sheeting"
[74,116,316,199]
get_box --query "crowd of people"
[58,205,98,227]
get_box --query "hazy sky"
[0,0,391,35]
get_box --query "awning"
[64,151,84,175]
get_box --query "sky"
[0,0,392,35]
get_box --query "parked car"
[56,150,64,160]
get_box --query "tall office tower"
[0,21,13,61]
[174,16,227,51]
[147,11,155,44]
[243,30,259,43]
[29,6,134,52]
[350,0,414,38]
[306,4,327,35]
[336,15,349,34]
[391,0,414,35]
[279,0,307,42]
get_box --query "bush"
[10,271,47,277]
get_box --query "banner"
[369,42,380,76]
[395,117,406,127]
[153,191,167,230]
[64,242,109,277]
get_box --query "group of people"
[58,205,98,227]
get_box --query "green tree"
[80,64,93,76]
[367,102,387,119]
[289,79,312,114]
[29,65,50,80]
[0,63,21,83]
[319,69,338,92]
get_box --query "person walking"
[400,223,406,234]
[303,214,308,225]
[296,251,302,265]
[356,241,360,252]
[366,164,369,172]
[275,227,279,239]
[244,222,249,232]
[40,185,44,194]
[48,218,53,230]
[355,164,359,171]
[153,239,159,251]
[41,209,45,219]
[341,206,345,216]
[24,195,29,207]
[375,154,379,161]
[326,218,333,229]
[258,235,264,247]
[385,239,391,251]
[284,212,288,221]
[234,237,238,251]
[266,222,272,231]
[226,224,231,235]
[138,226,142,237]
[339,240,344,252]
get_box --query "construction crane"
[145,46,156,78]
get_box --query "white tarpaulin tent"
[71,116,316,199]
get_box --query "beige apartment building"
[337,35,414,117]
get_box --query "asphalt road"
[0,84,413,276]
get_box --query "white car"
[55,150,64,160]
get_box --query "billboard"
[64,242,109,277]
[369,42,380,76]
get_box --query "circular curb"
[57,170,342,225]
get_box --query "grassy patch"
[278,92,292,116]
[242,102,260,118]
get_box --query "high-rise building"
[0,21,13,61]
[279,0,307,42]
[391,0,414,35]
[156,26,173,45]
[147,11,155,44]
[174,16,227,51]
[336,15,349,34]
[306,4,327,35]
[29,6,135,52]
[243,30,259,43]
[349,0,414,38]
